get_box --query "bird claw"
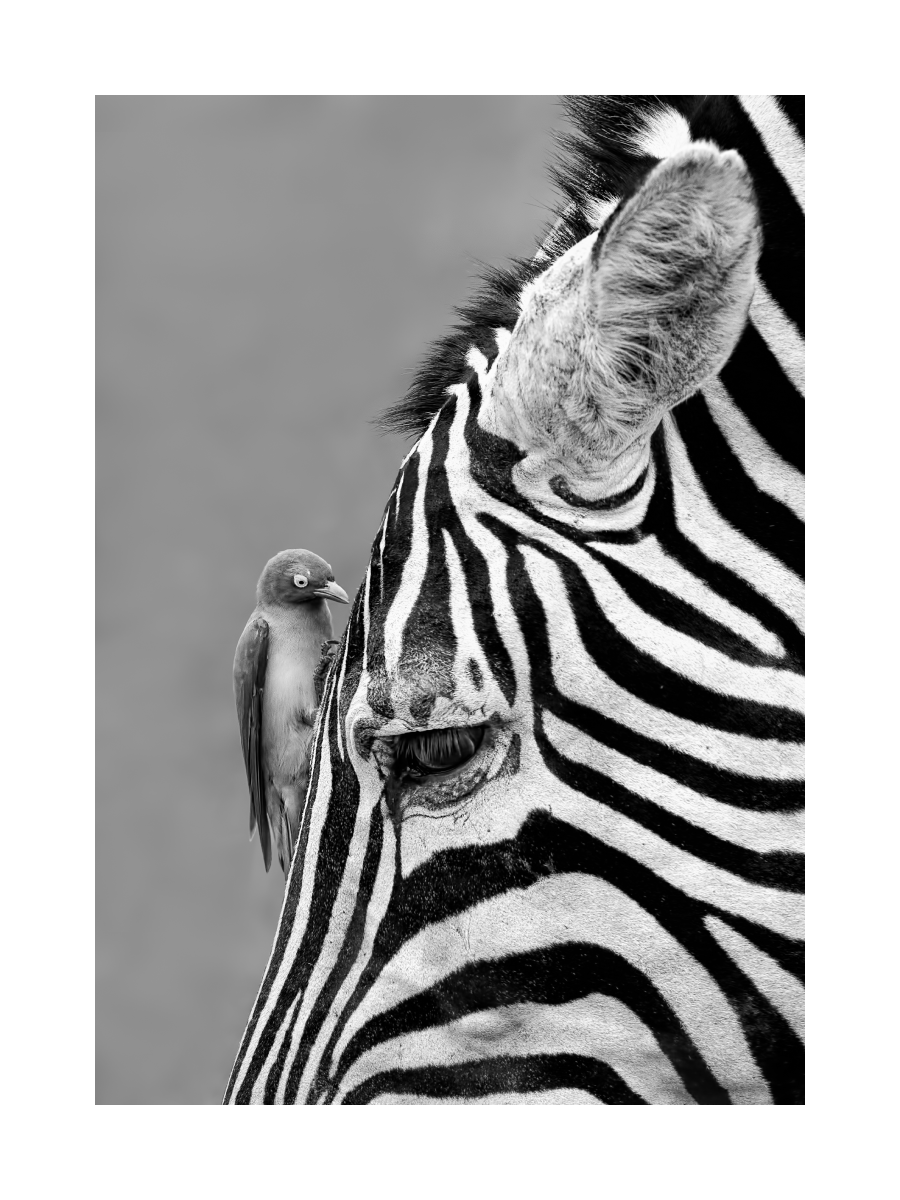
[313,639,340,704]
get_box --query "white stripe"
[738,95,805,210]
[543,711,803,855]
[493,327,512,358]
[306,665,336,790]
[376,506,390,606]
[382,427,434,676]
[393,466,405,513]
[466,345,489,376]
[750,274,805,396]
[361,559,372,677]
[336,572,363,762]
[334,616,351,729]
[633,106,693,160]
[703,378,805,522]
[442,527,495,708]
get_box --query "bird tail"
[279,805,296,880]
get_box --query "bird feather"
[234,616,272,872]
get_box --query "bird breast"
[261,604,331,761]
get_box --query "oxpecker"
[233,549,349,877]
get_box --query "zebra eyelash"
[392,725,487,779]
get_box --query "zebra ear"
[493,142,761,466]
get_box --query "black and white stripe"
[225,95,804,1105]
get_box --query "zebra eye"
[293,574,308,588]
[394,726,485,778]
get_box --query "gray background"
[96,96,566,1103]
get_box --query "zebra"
[225,95,804,1105]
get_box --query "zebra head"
[227,98,804,1105]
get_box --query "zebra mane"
[378,95,711,440]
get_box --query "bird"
[233,549,349,877]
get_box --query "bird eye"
[393,726,485,779]
[293,574,308,588]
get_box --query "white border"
[2,0,892,1193]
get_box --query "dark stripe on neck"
[549,466,649,510]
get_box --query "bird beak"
[314,580,350,605]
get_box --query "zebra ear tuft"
[492,142,761,466]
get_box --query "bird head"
[256,549,350,609]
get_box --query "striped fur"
[225,96,804,1105]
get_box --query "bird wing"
[233,616,272,872]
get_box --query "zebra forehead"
[362,660,460,729]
